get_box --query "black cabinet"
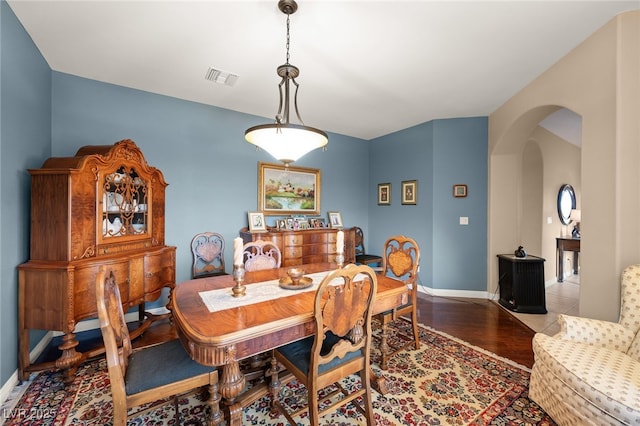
[497,254,547,314]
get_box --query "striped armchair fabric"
[529,264,640,425]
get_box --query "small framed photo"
[378,183,391,206]
[328,211,343,229]
[401,180,417,205]
[248,211,267,232]
[453,184,468,198]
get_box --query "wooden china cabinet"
[18,139,176,383]
[240,227,356,266]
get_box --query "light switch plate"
[460,216,469,225]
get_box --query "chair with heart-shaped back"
[373,235,421,370]
[190,232,227,278]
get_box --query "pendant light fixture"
[245,0,328,167]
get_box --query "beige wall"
[488,11,639,321]
[532,127,582,280]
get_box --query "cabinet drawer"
[283,258,304,267]
[143,248,176,301]
[304,254,326,264]
[284,246,303,258]
[302,245,329,256]
[327,232,338,243]
[283,234,303,246]
[74,260,130,321]
[303,232,328,244]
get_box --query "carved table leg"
[267,353,281,414]
[206,382,223,426]
[55,332,83,384]
[219,347,246,426]
[380,321,391,370]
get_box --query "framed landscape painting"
[258,162,321,215]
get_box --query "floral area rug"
[2,320,556,425]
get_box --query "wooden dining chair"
[243,239,282,272]
[273,264,377,425]
[354,226,383,266]
[95,266,220,425]
[373,235,421,370]
[190,231,227,278]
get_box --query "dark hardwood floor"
[38,292,536,375]
[415,293,536,368]
[134,293,536,369]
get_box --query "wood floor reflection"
[415,294,535,368]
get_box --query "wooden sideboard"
[556,237,580,282]
[18,140,176,383]
[240,227,356,266]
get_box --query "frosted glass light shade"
[245,123,328,166]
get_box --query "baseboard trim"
[417,284,492,300]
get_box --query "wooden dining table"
[170,262,408,426]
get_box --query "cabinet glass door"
[100,166,150,240]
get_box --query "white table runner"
[199,271,329,313]
[198,270,369,313]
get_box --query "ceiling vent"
[205,68,238,86]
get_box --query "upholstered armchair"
[530,264,640,425]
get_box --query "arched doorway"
[488,105,582,313]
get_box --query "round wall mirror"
[557,184,576,225]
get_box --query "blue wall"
[51,72,371,284]
[369,117,488,292]
[1,0,52,386]
[0,0,488,389]
[432,118,488,291]
[369,122,435,287]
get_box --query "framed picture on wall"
[453,184,468,198]
[258,162,320,215]
[328,211,343,229]
[401,180,417,205]
[378,183,391,205]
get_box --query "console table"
[556,237,580,282]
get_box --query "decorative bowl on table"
[279,268,313,290]
[287,268,305,285]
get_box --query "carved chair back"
[374,235,421,370]
[96,266,218,425]
[274,264,377,425]
[354,226,382,265]
[243,239,282,272]
[191,232,226,278]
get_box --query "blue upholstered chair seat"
[125,339,214,395]
[277,332,362,375]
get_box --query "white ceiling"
[7,0,639,141]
